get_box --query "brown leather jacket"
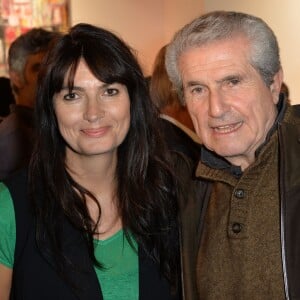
[176,105,300,300]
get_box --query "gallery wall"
[205,0,300,104]
[70,0,203,76]
[70,0,300,104]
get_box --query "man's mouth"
[212,121,243,134]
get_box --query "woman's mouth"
[82,127,109,137]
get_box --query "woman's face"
[53,59,131,158]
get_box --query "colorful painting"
[0,0,69,76]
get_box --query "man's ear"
[270,68,283,104]
[9,70,24,89]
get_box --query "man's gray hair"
[8,28,59,79]
[165,11,281,102]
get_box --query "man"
[0,28,60,180]
[165,11,300,299]
[150,45,200,162]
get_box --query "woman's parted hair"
[35,23,152,167]
[30,23,179,289]
[165,11,281,101]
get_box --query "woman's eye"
[63,92,78,100]
[104,88,118,96]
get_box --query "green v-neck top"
[0,182,139,299]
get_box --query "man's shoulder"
[290,104,300,113]
[279,105,300,172]
[286,105,300,124]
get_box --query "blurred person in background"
[0,77,15,121]
[150,45,200,162]
[0,28,61,180]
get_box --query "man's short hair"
[165,11,281,101]
[8,28,59,79]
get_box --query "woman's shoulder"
[0,182,15,220]
[0,182,16,268]
[3,168,29,206]
[2,169,32,236]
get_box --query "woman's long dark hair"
[29,23,179,290]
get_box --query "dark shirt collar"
[201,94,286,177]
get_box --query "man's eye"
[191,86,203,94]
[104,88,118,96]
[228,78,240,86]
[63,93,78,100]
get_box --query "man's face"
[179,36,282,170]
[9,51,46,107]
[21,51,46,107]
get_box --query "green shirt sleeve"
[0,182,16,268]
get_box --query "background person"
[0,77,15,121]
[165,11,300,299]
[0,28,60,180]
[0,23,180,299]
[150,45,200,162]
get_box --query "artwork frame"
[0,0,70,76]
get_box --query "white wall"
[204,0,300,104]
[70,0,203,75]
[70,1,300,103]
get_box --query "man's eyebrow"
[216,74,242,84]
[185,80,203,87]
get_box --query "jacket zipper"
[279,125,290,300]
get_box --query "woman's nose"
[83,100,105,122]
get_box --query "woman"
[0,24,180,299]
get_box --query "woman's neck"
[65,148,122,239]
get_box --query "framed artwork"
[0,0,69,76]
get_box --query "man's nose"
[208,89,229,118]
